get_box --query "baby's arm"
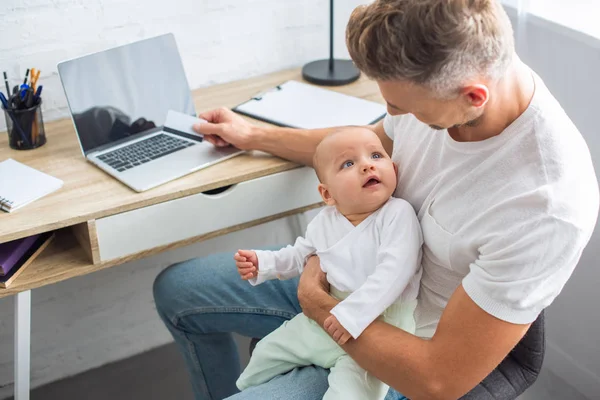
[329,199,423,340]
[244,213,321,286]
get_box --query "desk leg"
[14,290,31,400]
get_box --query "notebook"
[0,158,64,213]
[233,80,387,129]
[0,231,54,288]
[0,233,41,275]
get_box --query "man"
[153,0,599,399]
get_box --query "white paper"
[234,80,387,129]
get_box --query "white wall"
[0,0,362,396]
[0,0,363,131]
[505,7,600,400]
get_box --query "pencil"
[3,72,9,95]
[23,68,30,85]
[31,69,41,91]
[30,69,37,91]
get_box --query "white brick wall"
[0,0,361,395]
[0,0,364,130]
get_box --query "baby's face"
[316,128,397,215]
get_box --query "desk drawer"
[94,167,321,262]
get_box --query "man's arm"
[344,285,530,400]
[255,119,391,166]
[298,258,531,400]
[194,108,391,166]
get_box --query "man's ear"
[318,183,336,206]
[461,84,489,108]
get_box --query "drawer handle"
[201,184,235,196]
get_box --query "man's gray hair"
[346,0,515,98]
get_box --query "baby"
[234,128,423,399]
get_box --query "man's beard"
[429,112,485,131]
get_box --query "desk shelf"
[0,229,89,298]
[0,202,322,299]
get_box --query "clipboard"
[232,80,387,129]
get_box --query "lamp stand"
[302,0,360,86]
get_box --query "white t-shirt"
[385,71,599,338]
[251,198,423,339]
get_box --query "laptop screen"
[58,33,196,155]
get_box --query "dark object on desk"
[302,0,360,86]
[1,73,46,150]
[249,310,545,399]
[3,98,46,150]
[0,231,54,288]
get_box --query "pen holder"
[3,100,46,150]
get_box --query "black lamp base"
[302,59,360,86]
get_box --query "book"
[233,80,387,129]
[0,158,64,212]
[0,231,54,288]
[0,234,41,275]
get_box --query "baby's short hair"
[313,130,346,182]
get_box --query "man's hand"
[194,108,257,150]
[324,315,352,345]
[234,250,259,280]
[298,256,337,326]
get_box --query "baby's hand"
[234,250,259,280]
[324,315,352,345]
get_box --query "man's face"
[377,80,485,131]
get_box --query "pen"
[10,86,21,108]
[0,92,31,146]
[23,68,30,85]
[0,92,11,111]
[20,84,29,99]
[34,85,42,103]
[24,89,34,108]
[3,72,9,95]
[11,91,22,109]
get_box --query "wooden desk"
[0,68,383,399]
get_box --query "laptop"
[57,33,243,192]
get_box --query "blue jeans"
[153,249,408,400]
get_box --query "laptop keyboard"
[97,134,194,172]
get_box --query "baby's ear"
[393,163,399,179]
[318,184,336,206]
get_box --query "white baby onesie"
[250,197,423,338]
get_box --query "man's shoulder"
[524,79,598,228]
[527,72,586,156]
